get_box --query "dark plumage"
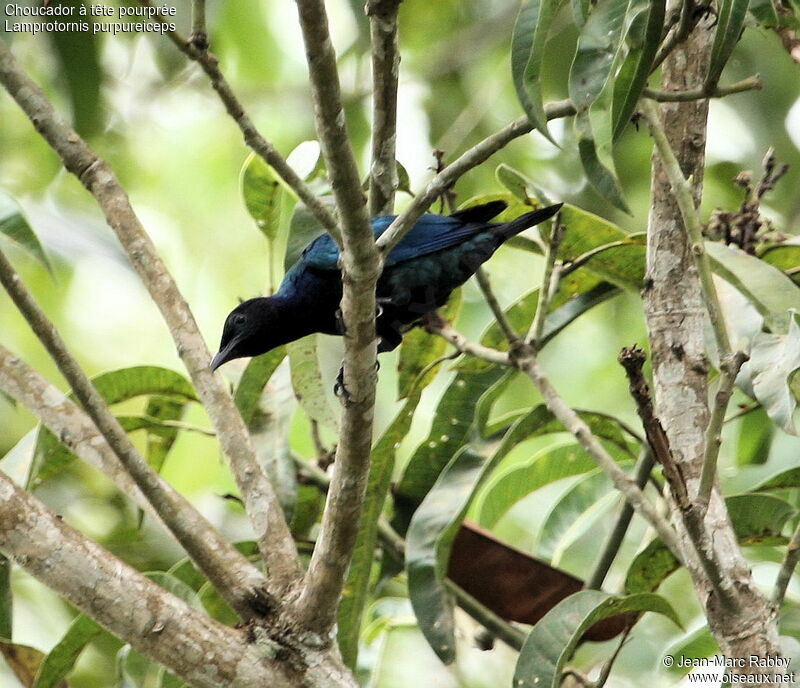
[211,200,562,370]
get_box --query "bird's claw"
[334,361,380,405]
[333,366,353,405]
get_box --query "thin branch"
[643,75,762,102]
[652,0,696,70]
[0,253,272,620]
[618,346,689,507]
[367,0,402,216]
[514,351,683,560]
[139,0,341,244]
[375,99,576,252]
[527,215,565,347]
[773,521,800,607]
[641,98,732,358]
[617,348,742,610]
[423,313,511,365]
[422,319,681,558]
[444,580,526,651]
[586,447,656,591]
[698,351,748,507]
[0,41,303,593]
[189,0,207,48]
[292,0,382,637]
[475,268,519,343]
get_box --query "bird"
[210,200,562,371]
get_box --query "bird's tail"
[494,203,563,240]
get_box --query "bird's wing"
[298,201,508,271]
[383,214,493,266]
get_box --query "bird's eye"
[232,313,247,326]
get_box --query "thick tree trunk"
[644,20,783,676]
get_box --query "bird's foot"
[333,365,352,404]
[334,361,380,405]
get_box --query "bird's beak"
[210,340,236,371]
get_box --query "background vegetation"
[1,0,800,686]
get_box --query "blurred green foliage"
[1,0,800,686]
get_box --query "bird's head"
[210,297,283,371]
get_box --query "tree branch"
[0,255,274,620]
[643,75,762,102]
[641,98,731,359]
[375,99,575,252]
[291,0,383,637]
[513,352,683,559]
[0,470,357,688]
[0,41,303,594]
[367,0,402,216]
[527,216,564,347]
[139,0,342,244]
[643,22,782,661]
[773,520,800,607]
[423,318,681,557]
[698,350,748,506]
[475,268,519,343]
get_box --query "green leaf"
[753,466,800,491]
[456,207,639,373]
[33,615,103,688]
[285,200,334,271]
[0,555,10,641]
[116,644,153,688]
[476,443,599,527]
[0,189,52,273]
[198,582,239,626]
[142,396,186,473]
[663,626,719,676]
[569,0,634,110]
[246,359,297,519]
[736,407,774,465]
[233,346,287,426]
[241,152,293,243]
[760,243,800,285]
[611,0,665,139]
[241,152,299,292]
[744,316,800,435]
[538,469,613,559]
[145,571,204,610]
[392,367,509,530]
[705,0,750,90]
[396,160,413,196]
[511,0,567,144]
[338,384,425,668]
[625,494,795,594]
[287,335,339,431]
[397,288,462,400]
[406,447,486,664]
[404,400,633,661]
[29,366,198,487]
[513,590,680,688]
[706,241,800,333]
[48,1,103,138]
[495,164,546,205]
[749,0,781,26]
[575,111,630,212]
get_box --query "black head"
[211,297,287,371]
